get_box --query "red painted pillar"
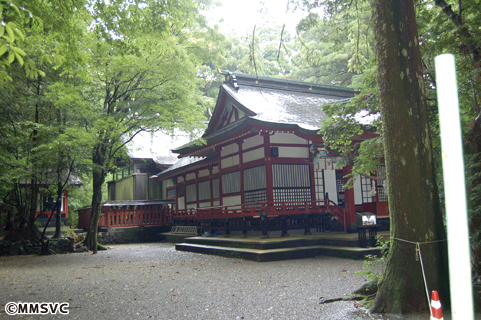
[262,132,274,204]
[309,160,316,203]
[215,146,223,205]
[64,190,69,218]
[238,141,245,204]
[343,165,356,232]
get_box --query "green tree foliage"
[291,2,373,86]
[66,0,227,253]
[292,0,479,313]
[0,0,227,248]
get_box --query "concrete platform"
[171,230,388,262]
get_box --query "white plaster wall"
[242,134,263,150]
[177,176,184,183]
[198,169,210,178]
[278,146,309,158]
[186,173,196,181]
[270,132,307,144]
[186,203,197,209]
[213,200,220,206]
[198,201,211,208]
[221,155,240,169]
[221,143,239,157]
[177,196,185,210]
[324,170,338,205]
[353,175,363,205]
[243,147,265,163]
[222,195,241,206]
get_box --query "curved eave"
[153,156,217,181]
[175,117,321,159]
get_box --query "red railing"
[78,201,345,229]
[172,200,345,227]
[106,205,172,227]
[77,205,172,229]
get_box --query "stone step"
[175,243,380,262]
[183,235,360,250]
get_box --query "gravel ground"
[0,243,474,320]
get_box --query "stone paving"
[0,243,476,320]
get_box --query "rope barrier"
[389,237,448,317]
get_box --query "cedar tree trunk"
[84,144,107,254]
[370,0,449,313]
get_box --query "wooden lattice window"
[377,165,388,202]
[198,180,211,201]
[360,175,374,203]
[166,187,176,199]
[186,183,197,203]
[272,164,311,204]
[221,171,240,195]
[243,165,267,203]
[212,178,219,199]
[315,169,325,201]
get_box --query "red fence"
[78,201,345,230]
[173,200,345,226]
[77,204,172,229]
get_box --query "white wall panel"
[278,146,309,158]
[177,196,185,210]
[221,143,239,157]
[324,170,338,205]
[353,175,363,205]
[198,201,211,208]
[222,195,241,206]
[221,155,240,168]
[271,132,307,144]
[242,134,263,150]
[186,173,196,181]
[198,169,210,178]
[243,147,265,163]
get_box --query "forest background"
[0,0,480,312]
[0,0,481,255]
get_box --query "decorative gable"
[210,100,248,133]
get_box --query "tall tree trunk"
[85,144,107,254]
[370,0,449,313]
[53,181,63,239]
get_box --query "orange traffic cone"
[431,290,444,320]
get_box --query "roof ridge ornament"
[218,69,239,90]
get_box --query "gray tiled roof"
[157,73,356,178]
[223,83,349,130]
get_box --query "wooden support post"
[210,219,215,236]
[224,219,230,237]
[241,217,248,238]
[260,214,269,239]
[196,220,202,236]
[260,204,269,239]
[281,215,289,237]
[304,214,312,235]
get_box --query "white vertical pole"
[435,53,474,319]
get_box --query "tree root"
[97,243,108,251]
[319,295,365,304]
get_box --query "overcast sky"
[202,0,305,36]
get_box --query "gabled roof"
[173,72,356,156]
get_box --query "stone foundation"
[97,226,170,245]
[0,238,74,256]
